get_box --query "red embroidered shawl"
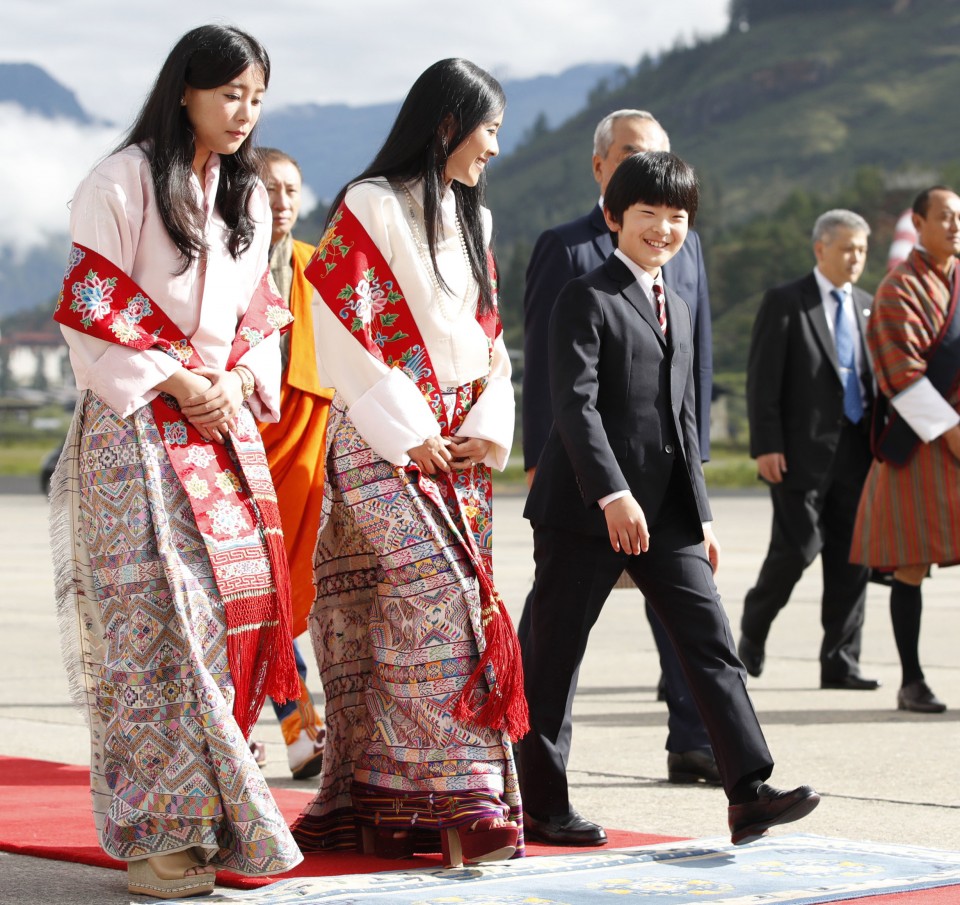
[306,201,528,739]
[55,243,300,738]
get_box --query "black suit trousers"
[517,583,712,756]
[518,504,774,820]
[741,420,872,681]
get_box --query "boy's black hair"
[603,151,699,226]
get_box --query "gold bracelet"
[234,366,255,400]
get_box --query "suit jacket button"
[664,444,674,454]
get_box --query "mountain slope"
[258,63,620,203]
[486,0,960,242]
[0,62,98,124]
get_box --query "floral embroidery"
[185,447,215,469]
[266,304,293,331]
[109,317,139,343]
[338,267,407,350]
[312,209,353,276]
[215,470,242,494]
[164,339,194,364]
[210,499,247,539]
[185,474,211,499]
[70,270,117,327]
[163,420,188,446]
[64,245,85,277]
[122,293,153,324]
[240,326,264,347]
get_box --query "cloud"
[0,1,730,255]
[0,104,121,253]
[0,0,730,121]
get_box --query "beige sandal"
[127,849,216,899]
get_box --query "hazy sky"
[2,0,731,122]
[0,1,731,251]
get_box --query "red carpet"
[0,756,678,890]
[6,757,955,902]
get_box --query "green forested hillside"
[486,0,960,377]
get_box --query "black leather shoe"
[737,634,765,678]
[821,675,881,690]
[728,783,820,845]
[667,750,722,786]
[523,809,607,846]
[897,680,947,713]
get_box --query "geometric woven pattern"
[54,392,302,875]
[292,398,522,853]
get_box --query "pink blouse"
[62,144,281,421]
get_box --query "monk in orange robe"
[255,148,334,778]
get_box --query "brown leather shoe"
[897,680,947,713]
[728,783,820,845]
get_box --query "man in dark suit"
[520,110,717,794]
[518,151,819,848]
[739,210,880,690]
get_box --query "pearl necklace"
[399,182,475,322]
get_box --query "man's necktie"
[653,283,667,336]
[831,288,864,424]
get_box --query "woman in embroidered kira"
[291,59,527,868]
[49,25,303,899]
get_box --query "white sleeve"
[234,186,284,422]
[313,289,440,463]
[65,167,179,417]
[891,376,960,441]
[456,332,515,471]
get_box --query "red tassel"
[259,501,301,705]
[226,590,275,739]
[451,569,530,740]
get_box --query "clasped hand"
[158,367,244,445]
[406,435,491,474]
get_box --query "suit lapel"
[664,285,691,411]
[800,273,842,380]
[604,256,666,347]
[852,287,875,402]
[588,204,615,263]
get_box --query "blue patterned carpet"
[179,834,960,905]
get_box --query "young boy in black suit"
[518,151,821,847]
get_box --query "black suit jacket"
[524,254,712,538]
[746,272,874,490]
[522,203,713,469]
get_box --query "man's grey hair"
[812,209,871,245]
[593,109,670,157]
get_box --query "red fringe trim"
[258,495,300,705]
[451,566,530,740]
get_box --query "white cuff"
[598,489,630,510]
[348,368,440,465]
[890,377,960,442]
[83,346,180,418]
[456,376,515,471]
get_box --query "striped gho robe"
[852,247,960,568]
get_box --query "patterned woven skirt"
[291,397,523,854]
[49,392,302,873]
[851,434,960,569]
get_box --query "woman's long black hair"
[117,25,270,273]
[328,58,505,315]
